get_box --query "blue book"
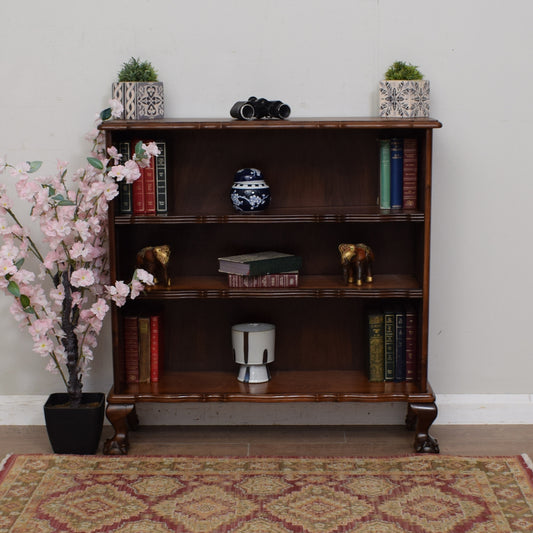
[390,138,403,209]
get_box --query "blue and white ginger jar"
[231,168,270,212]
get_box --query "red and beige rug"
[1,454,532,532]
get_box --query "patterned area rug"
[1,454,532,532]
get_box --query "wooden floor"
[1,425,533,458]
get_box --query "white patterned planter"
[379,80,430,118]
[112,82,164,120]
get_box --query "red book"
[405,306,417,382]
[402,138,418,209]
[123,316,139,384]
[150,315,163,382]
[143,156,156,215]
[227,272,299,288]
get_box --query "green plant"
[118,57,158,82]
[385,61,423,80]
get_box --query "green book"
[218,251,302,276]
[383,307,396,381]
[379,139,391,209]
[367,310,384,382]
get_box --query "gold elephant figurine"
[136,245,171,287]
[338,243,374,286]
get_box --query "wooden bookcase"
[100,117,442,454]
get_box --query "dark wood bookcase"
[100,117,442,454]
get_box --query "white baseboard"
[1,394,532,426]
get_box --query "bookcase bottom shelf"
[104,372,438,455]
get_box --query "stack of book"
[123,314,164,384]
[117,140,167,215]
[367,306,417,383]
[378,137,418,210]
[218,251,302,288]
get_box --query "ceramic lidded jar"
[230,168,270,212]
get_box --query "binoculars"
[230,97,291,120]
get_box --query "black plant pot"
[44,392,105,454]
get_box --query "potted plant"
[0,99,158,453]
[112,57,164,119]
[379,61,430,118]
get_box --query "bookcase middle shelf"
[137,274,422,299]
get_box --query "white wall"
[1,0,532,421]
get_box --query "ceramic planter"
[112,82,164,120]
[232,323,275,383]
[379,80,430,118]
[44,392,105,454]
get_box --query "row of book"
[367,305,417,383]
[124,314,163,384]
[118,141,167,215]
[379,137,418,210]
[218,251,302,288]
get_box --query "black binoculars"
[230,97,291,120]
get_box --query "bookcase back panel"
[111,128,428,215]
[114,223,424,280]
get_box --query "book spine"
[137,317,151,383]
[394,308,406,382]
[123,316,139,384]
[227,272,299,288]
[367,310,384,382]
[379,139,391,209]
[143,159,156,215]
[118,141,132,214]
[405,307,417,382]
[150,315,162,382]
[402,138,418,209]
[155,141,168,215]
[132,141,145,215]
[383,309,395,381]
[390,138,403,209]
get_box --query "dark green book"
[218,251,302,276]
[379,139,391,209]
[383,307,396,381]
[367,310,384,382]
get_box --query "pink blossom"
[123,160,141,184]
[0,259,17,277]
[129,279,144,299]
[71,268,95,288]
[33,338,54,356]
[107,146,121,163]
[134,268,154,285]
[109,98,124,119]
[90,298,109,320]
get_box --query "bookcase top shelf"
[100,117,443,131]
[114,207,425,225]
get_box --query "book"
[390,138,403,209]
[227,272,299,288]
[394,306,406,382]
[118,141,132,214]
[402,138,418,209]
[155,141,168,215]
[383,308,395,381]
[367,310,384,382]
[405,306,417,382]
[150,314,163,382]
[379,139,391,209]
[142,156,156,215]
[137,316,151,383]
[123,316,139,384]
[218,251,302,276]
